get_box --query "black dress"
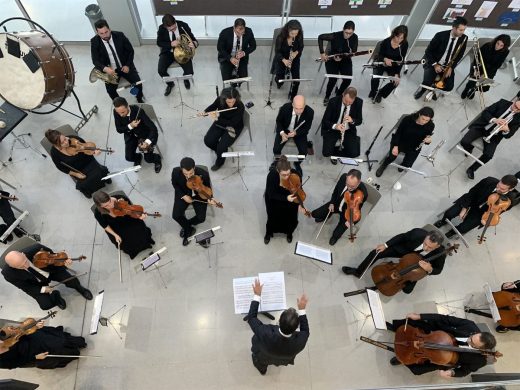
[50,135,109,197]
[0,326,86,369]
[264,169,299,236]
[94,194,154,259]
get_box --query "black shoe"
[445,229,456,239]
[83,192,92,199]
[390,357,402,366]
[134,154,143,167]
[397,168,404,172]
[342,266,358,276]
[13,227,25,238]
[414,88,425,100]
[433,220,446,228]
[137,96,145,103]
[323,97,329,106]
[496,325,509,333]
[330,157,338,165]
[211,162,223,171]
[432,93,437,101]
[374,95,382,104]
[164,83,174,96]
[183,227,196,246]
[180,228,185,238]
[329,236,338,246]
[54,291,67,310]
[264,234,271,245]
[199,238,211,248]
[368,91,375,99]
[78,287,93,300]
[286,234,293,243]
[154,162,162,174]
[376,164,387,178]
[105,178,113,184]
[466,167,475,180]
[386,321,395,332]
[184,80,191,90]
[461,88,468,99]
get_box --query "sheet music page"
[366,289,386,329]
[233,277,256,314]
[90,291,105,334]
[295,241,332,264]
[484,283,501,322]
[258,272,287,312]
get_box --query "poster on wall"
[442,7,468,20]
[378,0,393,4]
[475,1,498,19]
[498,11,520,26]
[451,0,472,5]
[349,0,364,5]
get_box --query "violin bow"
[315,209,332,241]
[0,194,18,201]
[49,272,87,289]
[192,199,223,209]
[44,354,102,359]
[117,242,123,283]
[60,162,85,177]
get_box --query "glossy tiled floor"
[0,42,519,389]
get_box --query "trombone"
[471,37,489,110]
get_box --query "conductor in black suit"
[113,97,162,173]
[342,228,446,294]
[321,86,363,161]
[90,19,144,102]
[248,279,309,375]
[387,313,497,378]
[434,175,518,238]
[1,243,92,310]
[461,99,520,179]
[414,17,468,100]
[217,18,256,84]
[157,14,198,96]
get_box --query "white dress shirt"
[102,36,122,69]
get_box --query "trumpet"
[483,112,514,143]
[315,50,372,62]
[425,139,446,163]
[188,107,238,119]
[364,59,425,67]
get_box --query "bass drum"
[0,31,75,110]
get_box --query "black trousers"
[220,60,248,82]
[158,53,194,85]
[124,137,161,165]
[322,131,358,158]
[460,127,499,171]
[204,123,242,166]
[35,270,83,310]
[421,65,455,91]
[442,203,484,234]
[172,197,207,234]
[0,198,16,225]
[106,68,143,100]
[311,203,357,240]
[324,59,352,98]
[274,60,300,100]
[380,148,420,169]
[371,66,400,98]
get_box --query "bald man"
[1,243,92,310]
[272,95,314,176]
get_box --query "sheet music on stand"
[233,271,286,314]
[294,241,332,265]
[366,289,387,330]
[221,151,254,158]
[484,283,501,322]
[90,290,105,335]
[323,74,353,80]
[274,154,305,162]
[223,77,252,85]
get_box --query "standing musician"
[321,86,363,161]
[376,107,435,178]
[311,169,367,246]
[202,87,245,171]
[369,25,408,104]
[157,14,198,96]
[461,34,510,100]
[273,95,314,176]
[318,20,357,106]
[414,17,468,100]
[342,228,446,294]
[113,97,162,173]
[434,175,518,238]
[460,98,520,179]
[90,19,144,102]
[44,129,110,199]
[271,20,304,101]
[386,313,497,378]
[217,18,256,84]
[92,190,155,259]
[171,157,220,247]
[2,243,93,310]
[0,191,34,243]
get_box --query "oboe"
[338,108,350,151]
[483,112,514,143]
[285,37,296,79]
[231,37,241,78]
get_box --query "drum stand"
[48,91,98,133]
[4,131,46,166]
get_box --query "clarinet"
[231,37,241,78]
[285,37,296,79]
[339,108,349,151]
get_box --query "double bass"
[281,173,311,217]
[344,189,364,242]
[477,193,511,244]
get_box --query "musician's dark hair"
[113,97,129,108]
[0,330,7,341]
[276,155,291,172]
[343,21,355,31]
[219,87,241,107]
[44,129,62,147]
[279,307,299,335]
[347,169,361,181]
[452,16,468,28]
[234,18,246,28]
[426,231,444,245]
[279,19,303,47]
[93,190,111,214]
[478,332,496,350]
[162,14,176,27]
[390,25,408,43]
[180,157,195,170]
[501,175,518,189]
[417,106,434,119]
[493,34,511,52]
[343,86,357,99]
[94,19,110,31]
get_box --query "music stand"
[444,218,470,249]
[223,76,252,91]
[345,289,387,337]
[294,241,330,272]
[221,151,254,190]
[162,75,195,127]
[319,74,353,95]
[188,226,223,266]
[103,165,151,203]
[388,163,427,213]
[139,247,172,289]
[265,74,276,109]
[0,210,28,242]
[277,78,313,101]
[89,290,126,341]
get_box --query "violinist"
[45,129,110,199]
[264,155,307,245]
[386,313,497,378]
[202,87,245,171]
[92,190,155,259]
[342,229,446,295]
[171,157,219,247]
[1,244,92,310]
[434,175,518,238]
[0,319,87,369]
[311,169,367,246]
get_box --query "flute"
[315,49,372,62]
[188,107,238,119]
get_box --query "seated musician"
[414,17,468,100]
[497,280,520,332]
[434,175,518,238]
[342,229,445,294]
[318,20,357,106]
[171,157,219,247]
[45,129,110,199]
[273,95,314,177]
[376,107,434,177]
[460,98,520,180]
[386,313,497,378]
[321,87,363,162]
[0,191,35,243]
[1,243,93,310]
[202,87,245,171]
[311,169,367,246]
[369,25,408,104]
[113,97,162,173]
[0,319,87,369]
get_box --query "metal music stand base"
[99,304,127,340]
[222,155,248,191]
[427,159,466,199]
[5,132,46,163]
[164,75,197,127]
[265,74,275,110]
[124,173,154,203]
[345,300,373,337]
[143,259,173,289]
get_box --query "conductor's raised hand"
[252,279,263,296]
[297,294,308,310]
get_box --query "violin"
[137,139,154,153]
[344,189,364,242]
[493,290,520,328]
[280,173,311,217]
[0,311,57,349]
[478,193,511,244]
[64,137,114,156]
[112,199,161,219]
[33,250,86,269]
[0,194,18,201]
[186,176,223,208]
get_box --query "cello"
[344,189,364,242]
[492,290,520,329]
[281,173,311,217]
[477,193,511,244]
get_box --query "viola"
[64,137,114,156]
[33,250,86,269]
[478,193,511,244]
[0,194,18,201]
[186,175,223,208]
[1,311,57,349]
[493,290,520,328]
[344,189,364,242]
[112,198,161,219]
[280,173,311,217]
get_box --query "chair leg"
[248,126,252,142]
[319,76,327,95]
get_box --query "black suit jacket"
[217,26,256,64]
[91,31,136,71]
[321,96,363,136]
[455,177,516,212]
[425,30,467,69]
[113,105,158,145]
[247,300,309,366]
[328,174,368,211]
[156,21,198,56]
[275,103,314,138]
[171,166,211,200]
[469,99,520,143]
